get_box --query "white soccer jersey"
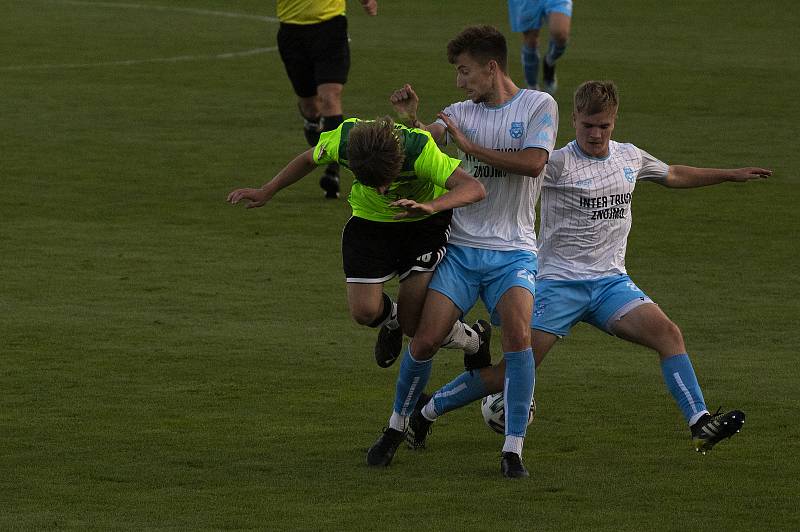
[435,89,558,252]
[537,140,669,280]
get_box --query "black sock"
[321,114,343,133]
[367,293,394,328]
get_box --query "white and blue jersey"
[508,0,573,33]
[533,140,669,334]
[429,89,557,324]
[538,140,668,281]
[436,88,558,253]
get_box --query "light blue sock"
[521,45,540,88]
[392,344,433,416]
[545,40,567,65]
[503,348,535,437]
[660,353,708,425]
[431,370,487,416]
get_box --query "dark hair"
[446,25,508,71]
[347,117,405,188]
[574,81,619,115]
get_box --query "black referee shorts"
[277,15,350,98]
[342,211,453,283]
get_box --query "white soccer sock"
[389,411,408,432]
[502,436,524,456]
[421,398,438,421]
[440,321,480,354]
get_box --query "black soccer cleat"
[406,393,433,450]
[691,408,745,454]
[500,452,529,479]
[464,319,492,371]
[319,165,340,199]
[541,59,558,95]
[374,325,403,368]
[366,427,406,467]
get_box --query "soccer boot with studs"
[366,427,406,467]
[406,392,433,450]
[374,324,403,368]
[691,408,745,454]
[500,451,529,479]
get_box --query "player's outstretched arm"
[437,112,548,177]
[391,167,485,219]
[662,165,772,188]
[389,84,447,144]
[227,149,317,209]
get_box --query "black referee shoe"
[319,165,340,199]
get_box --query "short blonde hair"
[574,80,618,115]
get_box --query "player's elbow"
[521,150,548,177]
[529,162,546,177]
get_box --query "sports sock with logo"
[660,353,709,426]
[503,348,535,438]
[427,370,487,420]
[389,344,433,431]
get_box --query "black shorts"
[342,211,453,283]
[276,15,350,98]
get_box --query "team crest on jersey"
[623,167,636,183]
[509,122,524,139]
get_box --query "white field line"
[2,0,278,71]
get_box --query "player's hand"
[728,167,772,182]
[227,188,270,209]
[360,0,377,16]
[437,111,474,154]
[390,198,435,219]
[390,84,419,122]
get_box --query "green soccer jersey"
[313,118,461,222]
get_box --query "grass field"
[1,0,798,529]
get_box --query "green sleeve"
[413,135,461,189]
[313,126,344,165]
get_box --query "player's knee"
[350,305,381,327]
[550,31,569,47]
[409,333,439,360]
[522,31,539,49]
[652,319,685,355]
[317,90,343,116]
[663,320,684,346]
[501,326,531,353]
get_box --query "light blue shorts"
[532,274,653,336]
[428,244,537,326]
[508,0,573,33]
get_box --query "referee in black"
[276,0,378,199]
